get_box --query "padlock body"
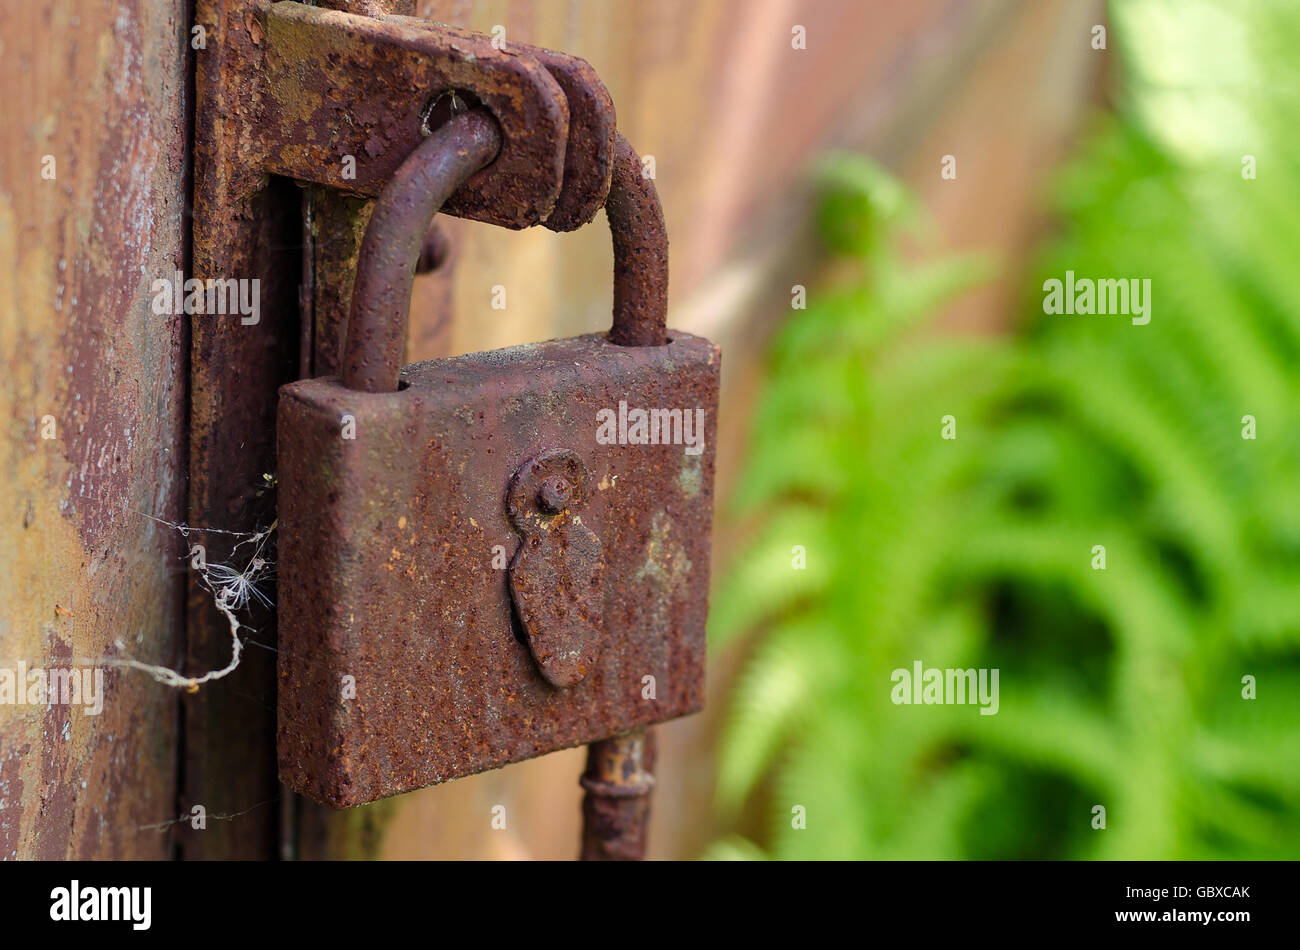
[277,332,719,807]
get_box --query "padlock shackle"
[342,110,503,393]
[607,134,669,348]
[342,118,670,392]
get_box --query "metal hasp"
[272,12,719,862]
[200,1,616,232]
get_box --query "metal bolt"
[537,475,573,513]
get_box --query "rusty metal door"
[0,0,190,860]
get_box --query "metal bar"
[341,110,501,392]
[580,728,657,860]
[606,135,669,348]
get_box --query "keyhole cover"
[506,449,605,687]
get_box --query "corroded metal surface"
[0,0,190,860]
[342,110,501,392]
[580,730,656,861]
[188,0,305,859]
[277,332,719,807]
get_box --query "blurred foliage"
[706,0,1300,860]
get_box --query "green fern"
[709,0,1300,860]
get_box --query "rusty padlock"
[277,110,720,808]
